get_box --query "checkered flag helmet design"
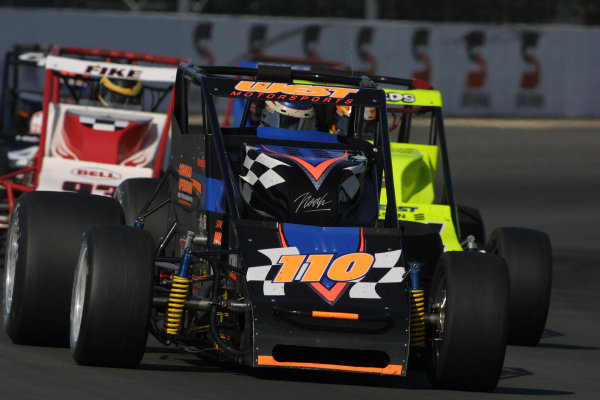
[240,145,289,188]
[240,145,290,219]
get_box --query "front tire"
[70,225,154,367]
[427,251,509,392]
[487,227,552,346]
[3,192,124,346]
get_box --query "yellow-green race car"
[376,77,552,348]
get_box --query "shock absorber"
[164,233,193,335]
[409,263,425,347]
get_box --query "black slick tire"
[427,251,509,392]
[3,191,124,346]
[70,225,154,368]
[487,227,552,346]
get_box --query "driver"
[97,77,142,108]
[259,100,316,130]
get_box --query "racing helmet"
[97,76,142,108]
[260,100,316,130]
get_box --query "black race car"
[0,44,49,173]
[3,64,509,391]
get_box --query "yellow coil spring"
[164,275,190,335]
[410,289,426,347]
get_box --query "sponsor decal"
[62,181,116,197]
[193,22,215,65]
[178,163,192,177]
[177,163,193,207]
[386,91,416,103]
[398,206,418,212]
[461,30,491,108]
[84,64,142,80]
[248,24,267,54]
[231,81,359,104]
[303,24,322,59]
[14,134,40,143]
[356,26,377,75]
[213,231,222,246]
[515,31,545,108]
[213,219,224,246]
[411,28,431,82]
[71,167,121,180]
[178,178,192,194]
[519,31,541,90]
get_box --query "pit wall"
[1,8,597,117]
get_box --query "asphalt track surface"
[1,120,599,399]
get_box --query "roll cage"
[371,75,459,236]
[172,64,401,229]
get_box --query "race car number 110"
[273,253,375,283]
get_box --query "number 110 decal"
[273,253,375,283]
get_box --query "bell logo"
[71,168,122,180]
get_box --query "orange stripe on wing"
[257,356,403,375]
[312,311,359,320]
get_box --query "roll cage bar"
[367,74,458,236]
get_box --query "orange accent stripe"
[278,223,288,247]
[312,311,359,320]
[197,158,206,168]
[178,199,192,207]
[262,145,347,181]
[257,356,403,375]
[358,227,365,252]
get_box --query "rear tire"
[487,227,552,346]
[3,192,124,346]
[427,251,509,392]
[70,225,154,367]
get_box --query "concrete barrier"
[1,8,598,117]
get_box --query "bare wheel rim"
[70,243,89,349]
[3,209,20,326]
